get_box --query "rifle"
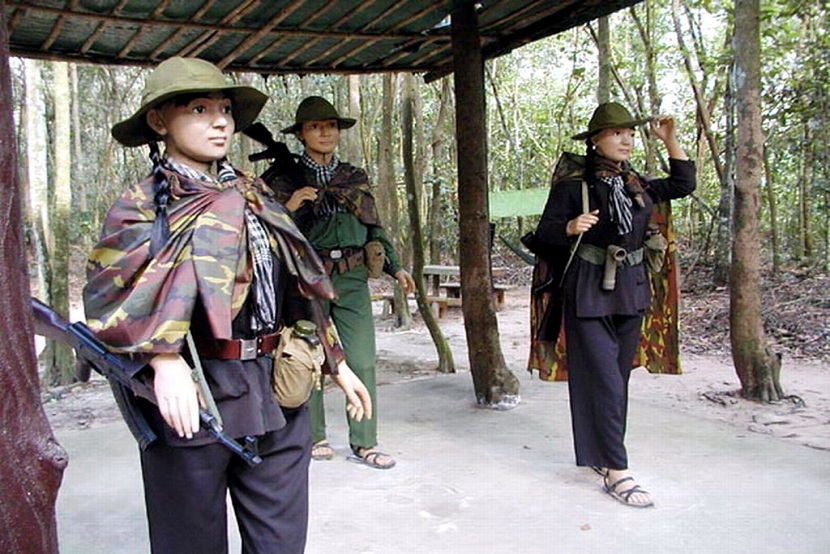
[242,122,305,189]
[31,298,262,465]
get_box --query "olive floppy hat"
[571,101,650,141]
[111,57,268,147]
[281,96,356,134]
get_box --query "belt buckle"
[239,338,258,361]
[329,249,343,260]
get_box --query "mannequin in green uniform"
[270,97,415,469]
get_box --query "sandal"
[311,441,334,461]
[603,475,654,508]
[590,466,608,477]
[348,446,396,470]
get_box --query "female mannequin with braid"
[83,58,371,552]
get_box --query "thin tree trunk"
[0,9,67,550]
[377,73,397,228]
[629,4,660,171]
[429,78,452,265]
[377,73,411,329]
[451,3,519,406]
[797,111,813,260]
[671,0,724,183]
[70,63,86,213]
[730,0,783,402]
[24,59,49,302]
[596,16,611,104]
[46,60,75,386]
[346,74,363,166]
[402,74,454,373]
[763,144,780,274]
[715,37,736,287]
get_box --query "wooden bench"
[439,282,513,310]
[378,293,461,318]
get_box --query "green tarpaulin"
[488,188,549,219]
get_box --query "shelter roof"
[5,0,642,81]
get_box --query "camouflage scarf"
[84,168,334,353]
[320,163,381,225]
[269,160,381,227]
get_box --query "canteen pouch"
[364,240,386,279]
[643,223,668,273]
[272,325,324,408]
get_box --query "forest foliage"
[10,0,830,284]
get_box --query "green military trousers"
[309,264,378,449]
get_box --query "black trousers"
[564,299,643,470]
[139,405,311,554]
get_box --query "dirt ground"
[44,271,830,453]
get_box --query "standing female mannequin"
[534,102,695,507]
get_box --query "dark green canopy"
[5,0,642,80]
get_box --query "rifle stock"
[242,122,305,188]
[30,298,262,465]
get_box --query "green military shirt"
[299,163,403,277]
[305,212,402,276]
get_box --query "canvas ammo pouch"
[643,223,668,273]
[272,320,324,408]
[363,240,386,279]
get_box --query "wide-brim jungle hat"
[112,57,268,147]
[571,101,650,140]
[281,96,356,134]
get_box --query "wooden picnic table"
[421,265,510,309]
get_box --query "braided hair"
[147,141,170,257]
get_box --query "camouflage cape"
[84,168,335,354]
[527,153,682,381]
[267,161,381,228]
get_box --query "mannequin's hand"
[330,361,373,422]
[566,210,600,236]
[150,353,202,439]
[284,186,318,212]
[650,115,677,143]
[395,269,416,295]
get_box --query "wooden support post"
[451,2,519,406]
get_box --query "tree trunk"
[672,0,724,183]
[715,39,736,287]
[629,4,660,171]
[451,3,519,407]
[402,74,454,373]
[377,74,397,229]
[377,73,412,329]
[730,0,783,402]
[596,16,611,104]
[763,145,780,274]
[797,109,813,260]
[429,78,453,265]
[346,74,363,166]
[24,59,49,302]
[70,63,86,213]
[45,60,76,386]
[0,9,68,550]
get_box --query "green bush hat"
[111,57,268,147]
[281,96,356,134]
[571,101,650,140]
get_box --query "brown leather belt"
[194,331,281,361]
[319,247,365,276]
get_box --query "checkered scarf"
[300,151,339,185]
[590,154,646,237]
